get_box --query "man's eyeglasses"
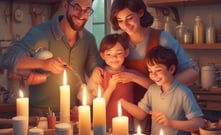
[68,1,94,16]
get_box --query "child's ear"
[124,49,130,57]
[63,0,68,9]
[100,52,105,60]
[169,64,176,74]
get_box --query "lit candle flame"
[118,101,122,117]
[160,128,164,135]
[97,85,101,98]
[137,125,141,134]
[63,70,67,85]
[19,90,24,98]
[82,84,87,106]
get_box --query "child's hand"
[108,74,120,91]
[151,111,170,126]
[70,106,78,123]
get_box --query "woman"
[108,0,199,133]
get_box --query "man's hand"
[90,67,104,84]
[27,72,48,85]
[43,57,66,74]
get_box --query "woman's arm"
[116,71,153,89]
[169,117,206,132]
[175,67,198,86]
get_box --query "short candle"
[12,116,28,135]
[112,101,128,135]
[133,125,145,135]
[160,128,164,135]
[29,127,43,135]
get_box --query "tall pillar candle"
[79,84,91,135]
[16,90,29,131]
[93,85,106,135]
[60,69,70,123]
[112,101,128,135]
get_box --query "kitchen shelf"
[146,0,221,7]
[182,43,221,49]
[192,89,221,111]
[145,0,221,25]
[0,0,60,4]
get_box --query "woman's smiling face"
[116,8,143,36]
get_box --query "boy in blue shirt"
[120,46,205,135]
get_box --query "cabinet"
[182,43,221,49]
[192,89,221,111]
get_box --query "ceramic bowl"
[200,127,221,135]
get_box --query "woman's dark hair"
[68,0,94,2]
[99,34,129,53]
[110,0,153,31]
[145,46,178,74]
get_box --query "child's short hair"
[99,34,129,53]
[145,46,178,70]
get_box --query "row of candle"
[58,69,131,135]
[15,70,164,135]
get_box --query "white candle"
[55,123,71,135]
[93,85,106,135]
[112,101,128,135]
[60,69,70,123]
[16,90,29,130]
[16,90,29,116]
[160,128,164,135]
[12,116,28,135]
[133,125,145,135]
[29,127,43,135]
[79,84,91,135]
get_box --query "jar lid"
[201,65,216,70]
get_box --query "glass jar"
[206,15,216,44]
[184,30,193,44]
[176,21,188,43]
[164,16,174,36]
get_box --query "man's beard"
[66,10,87,31]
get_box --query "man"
[0,0,102,116]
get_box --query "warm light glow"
[137,125,141,134]
[118,101,122,117]
[160,128,164,135]
[82,84,87,106]
[63,69,67,85]
[97,85,101,98]
[19,90,24,98]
